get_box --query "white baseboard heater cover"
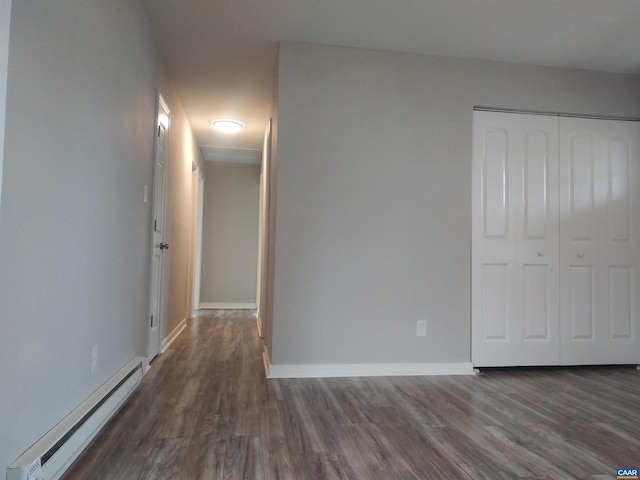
[7,357,144,480]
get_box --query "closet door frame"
[472,109,640,368]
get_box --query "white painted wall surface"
[0,0,157,472]
[271,42,640,366]
[0,0,11,471]
[0,0,11,227]
[200,162,260,304]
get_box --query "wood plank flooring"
[62,310,640,479]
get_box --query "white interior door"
[559,117,640,365]
[472,111,560,367]
[193,170,204,311]
[147,93,170,361]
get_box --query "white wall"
[0,0,11,469]
[271,42,640,366]
[260,76,279,358]
[0,0,197,472]
[0,0,11,226]
[200,161,260,305]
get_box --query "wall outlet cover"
[416,320,427,337]
[91,345,98,374]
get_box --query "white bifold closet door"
[472,111,560,366]
[473,111,640,367]
[559,117,640,365]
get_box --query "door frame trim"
[473,106,640,122]
[146,91,170,364]
[193,169,204,310]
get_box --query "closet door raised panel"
[473,112,560,367]
[559,118,640,365]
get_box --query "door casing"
[147,92,170,363]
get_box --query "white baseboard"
[199,302,257,310]
[265,361,475,379]
[262,346,270,378]
[256,314,263,338]
[161,318,187,353]
[142,358,151,376]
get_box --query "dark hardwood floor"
[62,310,640,479]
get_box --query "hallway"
[62,310,640,479]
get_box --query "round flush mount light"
[210,119,245,133]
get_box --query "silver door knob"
[160,242,169,250]
[537,251,544,257]
[577,252,584,258]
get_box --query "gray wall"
[0,0,198,472]
[200,161,260,304]
[271,41,640,365]
[0,0,10,222]
[262,75,279,358]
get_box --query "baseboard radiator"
[7,357,144,480]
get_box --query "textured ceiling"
[141,0,640,152]
[200,146,261,165]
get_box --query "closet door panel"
[523,265,551,340]
[568,135,595,242]
[608,139,631,243]
[560,118,640,365]
[568,266,595,340]
[524,132,550,239]
[518,125,560,365]
[483,129,509,239]
[480,264,509,340]
[609,267,632,340]
[473,111,560,367]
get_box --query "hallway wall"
[0,0,199,472]
[271,42,640,368]
[200,161,260,306]
[0,0,10,224]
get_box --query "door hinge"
[150,315,154,327]
[158,125,162,137]
[154,219,157,231]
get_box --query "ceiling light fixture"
[210,119,245,133]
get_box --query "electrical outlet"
[416,320,427,337]
[91,345,98,374]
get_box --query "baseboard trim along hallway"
[160,318,186,353]
[265,361,475,378]
[199,302,257,309]
[262,345,271,378]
